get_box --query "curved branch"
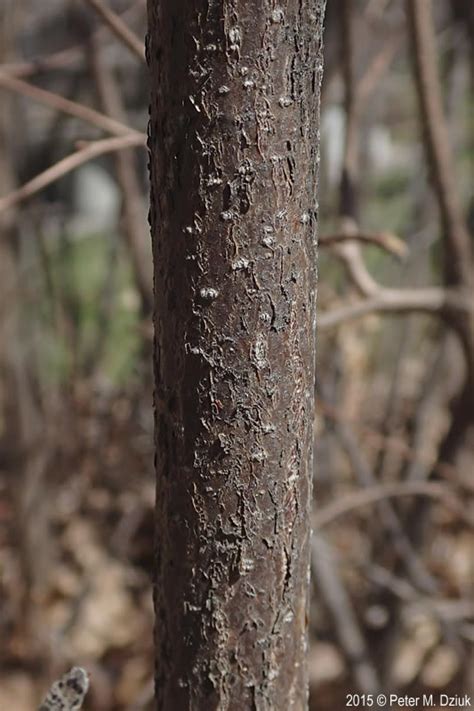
[0,133,146,215]
[313,481,468,530]
[318,287,472,331]
[319,230,408,258]
[320,239,473,330]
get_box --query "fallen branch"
[0,132,146,215]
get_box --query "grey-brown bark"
[147,1,325,708]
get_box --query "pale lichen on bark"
[147,1,326,708]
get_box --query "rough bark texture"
[147,1,325,708]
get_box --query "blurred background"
[0,1,472,709]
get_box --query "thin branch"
[89,37,152,312]
[319,379,438,594]
[406,0,474,491]
[0,133,146,215]
[403,337,448,482]
[319,284,471,331]
[1,47,83,79]
[407,0,473,289]
[0,73,135,137]
[364,565,474,642]
[333,237,381,297]
[311,535,382,694]
[319,240,473,330]
[83,0,145,63]
[340,0,359,219]
[319,229,408,259]
[0,0,145,78]
[357,29,402,107]
[364,0,393,24]
[313,481,467,530]
[320,398,473,491]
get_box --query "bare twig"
[407,0,473,289]
[0,0,145,78]
[337,2,401,218]
[406,0,474,548]
[319,240,473,330]
[340,0,359,219]
[311,535,382,694]
[0,133,146,215]
[366,565,474,622]
[357,29,402,107]
[89,37,152,312]
[364,0,392,23]
[1,46,84,79]
[313,481,467,530]
[0,73,136,137]
[372,318,412,485]
[319,378,439,594]
[83,0,145,62]
[319,230,408,258]
[403,337,448,482]
[364,565,474,642]
[319,399,471,489]
[318,284,472,330]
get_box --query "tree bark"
[147,1,325,708]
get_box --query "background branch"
[407,0,473,289]
[0,133,146,215]
[319,230,408,259]
[89,36,152,313]
[83,0,145,63]
[0,72,136,136]
[313,481,467,530]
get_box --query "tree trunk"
[147,1,325,708]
